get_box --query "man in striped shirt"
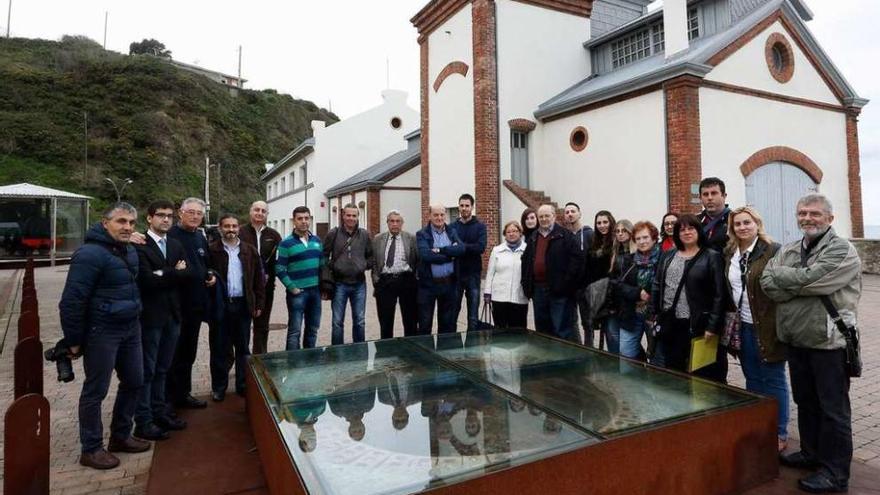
[276,206,324,350]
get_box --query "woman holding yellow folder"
[650,214,727,381]
[723,206,789,453]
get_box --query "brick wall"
[420,39,430,226]
[847,108,865,238]
[367,189,381,236]
[472,0,500,269]
[664,75,703,214]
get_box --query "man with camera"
[761,193,862,493]
[59,203,149,470]
[133,200,190,441]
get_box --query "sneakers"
[107,436,151,453]
[79,449,120,470]
[798,471,848,493]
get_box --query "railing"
[4,257,50,495]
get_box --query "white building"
[262,90,419,238]
[412,0,868,247]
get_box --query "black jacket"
[699,206,731,253]
[167,225,210,312]
[239,223,282,291]
[520,224,583,298]
[59,223,141,347]
[651,248,727,335]
[135,232,191,328]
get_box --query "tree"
[129,39,172,58]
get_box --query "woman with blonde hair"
[723,205,789,452]
[604,219,635,354]
[484,220,529,328]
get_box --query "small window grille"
[687,8,700,40]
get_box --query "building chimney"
[663,0,689,59]
[310,120,326,136]
[264,163,274,171]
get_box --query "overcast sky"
[3,0,878,226]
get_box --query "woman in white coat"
[483,220,529,328]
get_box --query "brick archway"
[432,61,469,92]
[739,146,823,183]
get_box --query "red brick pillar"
[846,108,864,238]
[419,38,431,227]
[367,188,381,237]
[472,0,500,270]
[664,75,703,214]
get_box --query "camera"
[44,340,76,383]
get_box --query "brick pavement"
[1,266,878,494]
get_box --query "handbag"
[477,301,494,330]
[819,295,862,378]
[722,253,747,351]
[586,263,636,321]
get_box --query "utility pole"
[216,162,222,214]
[83,111,88,185]
[103,11,108,49]
[237,45,242,88]
[6,0,11,38]
[204,155,211,223]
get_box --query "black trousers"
[251,285,275,355]
[210,298,251,394]
[491,301,528,329]
[788,345,852,482]
[167,308,204,403]
[656,317,728,384]
[375,272,418,339]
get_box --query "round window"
[765,33,794,83]
[390,117,402,129]
[570,126,589,152]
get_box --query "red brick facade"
[664,75,703,214]
[847,108,865,238]
[739,146,823,183]
[367,188,381,236]
[472,0,500,267]
[419,39,430,225]
[433,61,470,92]
[508,118,537,133]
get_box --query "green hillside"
[0,35,338,220]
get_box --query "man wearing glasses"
[166,197,216,409]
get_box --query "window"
[273,181,279,198]
[611,29,651,69]
[281,219,286,236]
[290,172,295,190]
[300,164,307,187]
[511,131,529,187]
[281,177,286,194]
[570,127,588,152]
[651,24,664,52]
[390,117,402,129]
[765,33,794,83]
[687,8,700,40]
[266,184,271,199]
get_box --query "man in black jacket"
[521,204,583,343]
[239,201,281,354]
[59,203,150,470]
[697,177,731,253]
[133,201,190,441]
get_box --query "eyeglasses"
[182,209,204,217]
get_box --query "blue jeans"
[532,285,578,343]
[603,316,621,354]
[456,273,481,332]
[286,287,322,350]
[79,321,143,453]
[418,280,458,334]
[331,282,367,345]
[135,319,180,427]
[620,314,646,360]
[740,322,790,439]
[210,298,252,394]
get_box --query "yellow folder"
[689,335,719,373]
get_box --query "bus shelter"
[0,183,91,266]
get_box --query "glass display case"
[247,329,778,495]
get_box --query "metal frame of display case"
[246,330,778,495]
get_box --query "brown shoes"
[79,449,120,470]
[107,436,151,453]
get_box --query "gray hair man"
[59,203,150,469]
[371,210,419,338]
[761,193,861,493]
[416,204,466,334]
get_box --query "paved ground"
[0,266,878,494]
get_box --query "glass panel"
[0,198,53,259]
[56,199,87,256]
[252,341,596,495]
[407,330,755,437]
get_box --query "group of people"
[59,178,861,493]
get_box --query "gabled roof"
[325,144,421,197]
[0,183,91,199]
[261,138,315,181]
[536,0,863,120]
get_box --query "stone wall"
[852,239,880,274]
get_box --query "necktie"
[386,235,397,268]
[158,238,167,259]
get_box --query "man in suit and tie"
[371,210,419,339]
[133,200,191,440]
